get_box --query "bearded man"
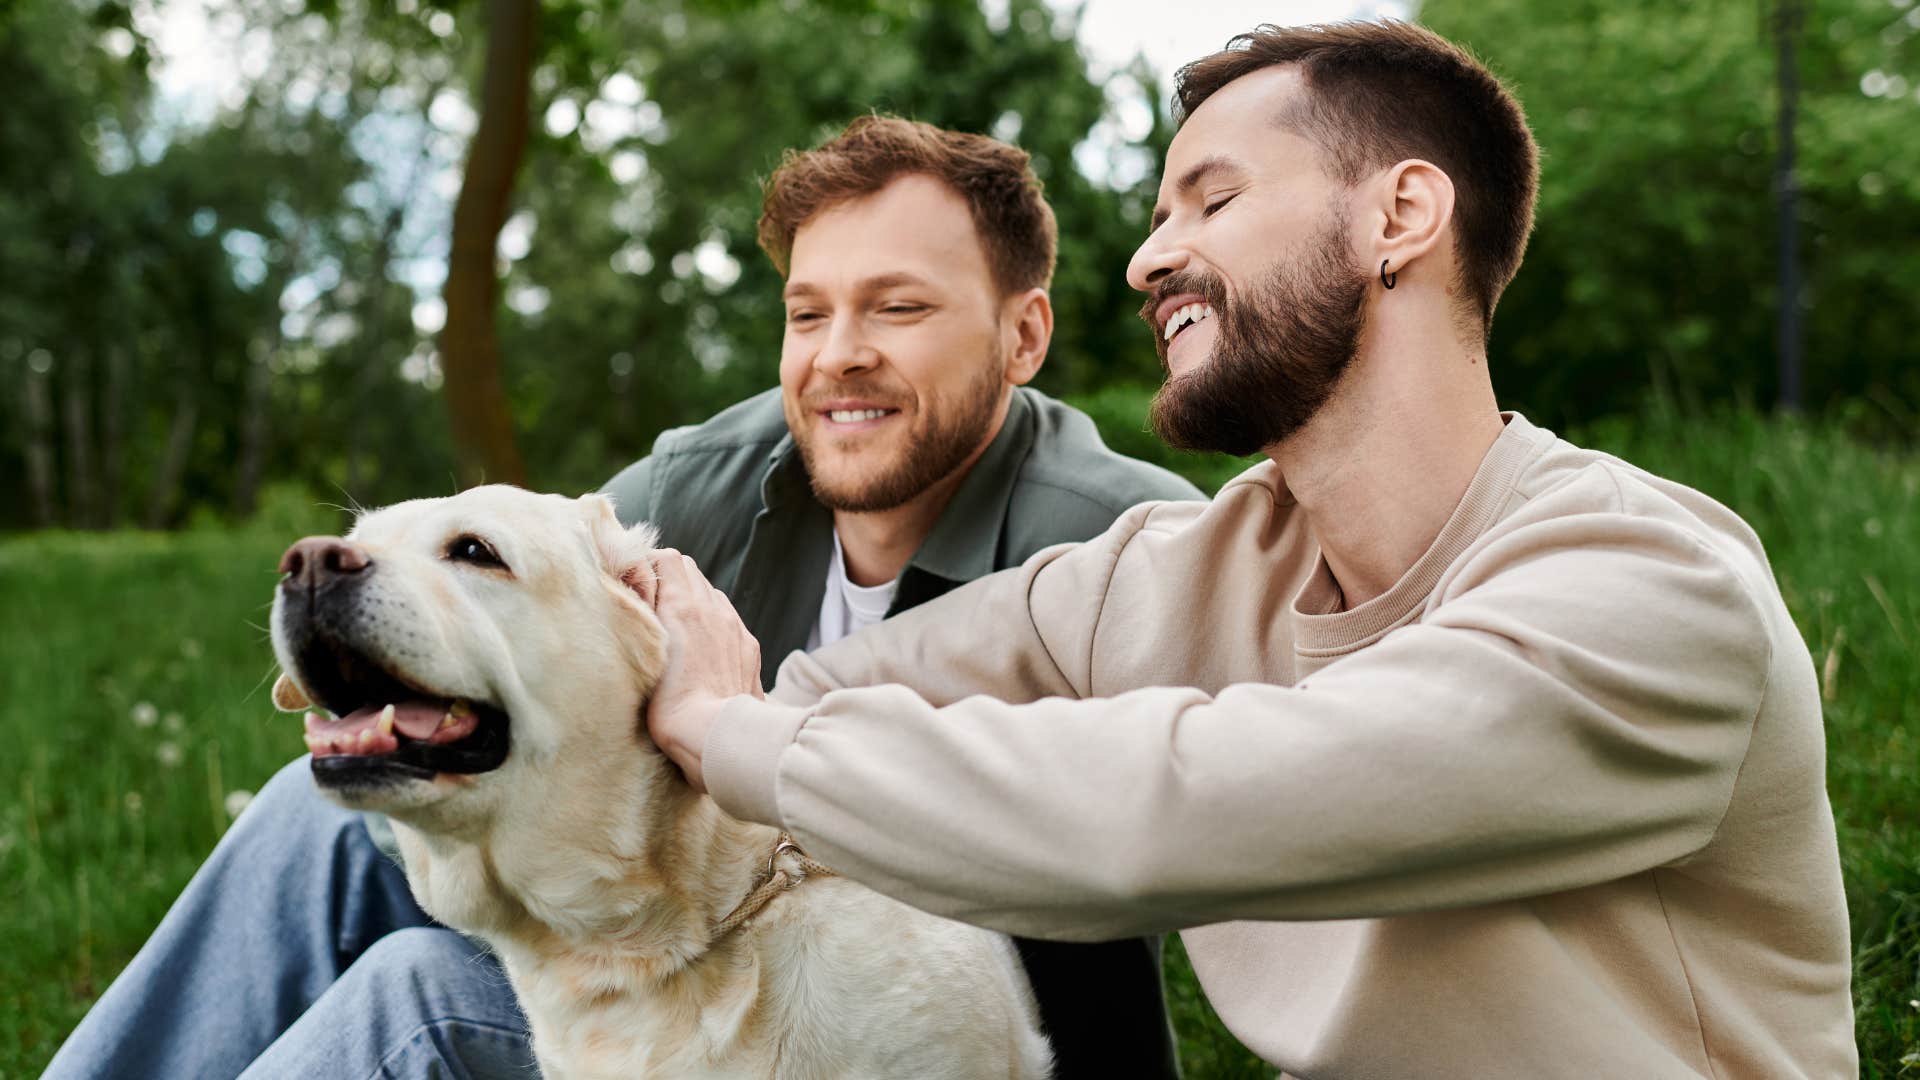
[647,22,1859,1078]
[46,118,1199,1079]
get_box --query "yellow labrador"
[269,485,1051,1080]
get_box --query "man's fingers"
[649,549,710,611]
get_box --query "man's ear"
[581,493,659,607]
[272,672,312,712]
[1368,158,1454,288]
[1001,287,1052,386]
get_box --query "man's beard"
[794,347,1006,514]
[1144,214,1369,457]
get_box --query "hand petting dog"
[646,549,763,793]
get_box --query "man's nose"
[279,536,372,591]
[814,322,879,380]
[1127,232,1190,293]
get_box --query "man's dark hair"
[757,115,1057,296]
[1175,20,1538,328]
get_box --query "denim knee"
[234,754,364,847]
[351,927,485,980]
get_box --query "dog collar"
[712,833,835,938]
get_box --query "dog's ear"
[272,672,312,712]
[581,493,659,607]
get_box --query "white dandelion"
[156,742,184,767]
[224,789,254,819]
[131,702,158,728]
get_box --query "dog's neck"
[393,746,781,981]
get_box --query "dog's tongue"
[303,701,478,758]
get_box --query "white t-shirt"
[805,529,900,651]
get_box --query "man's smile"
[816,399,905,432]
[1165,314,1217,375]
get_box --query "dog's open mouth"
[293,636,510,785]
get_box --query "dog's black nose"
[280,536,372,591]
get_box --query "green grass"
[2,406,1916,1077]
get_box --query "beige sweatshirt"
[703,413,1857,1079]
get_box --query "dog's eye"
[445,535,508,572]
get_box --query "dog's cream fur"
[270,486,1051,1079]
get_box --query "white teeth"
[377,704,395,737]
[827,409,891,423]
[1163,303,1214,342]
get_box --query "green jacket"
[601,385,1202,686]
[600,385,1202,1078]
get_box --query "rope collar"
[712,833,835,938]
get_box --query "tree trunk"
[100,344,129,528]
[145,390,198,529]
[439,0,535,489]
[233,339,274,518]
[22,360,57,528]
[345,207,406,498]
[62,349,98,528]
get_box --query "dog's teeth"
[449,700,475,719]
[377,704,396,737]
[303,711,323,733]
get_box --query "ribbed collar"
[1292,412,1549,658]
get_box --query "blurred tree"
[39,1,1917,528]
[483,0,1171,493]
[1419,0,1920,430]
[441,0,534,488]
[1,0,1172,527]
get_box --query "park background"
[1,0,1915,1074]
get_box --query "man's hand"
[645,549,764,793]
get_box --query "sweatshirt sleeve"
[702,497,1774,942]
[700,507,1129,823]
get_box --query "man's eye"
[446,535,508,571]
[787,311,824,325]
[1203,194,1238,218]
[881,304,928,316]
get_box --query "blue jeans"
[42,756,539,1080]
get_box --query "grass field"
[2,405,1916,1077]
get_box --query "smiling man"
[45,118,1199,1080]
[646,22,1858,1079]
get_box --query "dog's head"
[269,485,666,828]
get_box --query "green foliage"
[501,0,1171,494]
[2,405,1916,1074]
[2,0,1179,527]
[1420,0,1920,430]
[9,0,1919,532]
